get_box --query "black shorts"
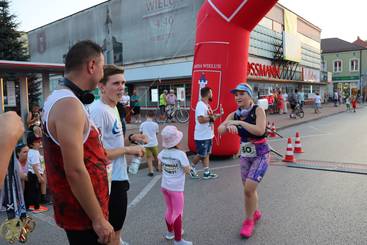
[65,229,101,245]
[132,106,140,115]
[109,181,129,231]
[159,105,166,114]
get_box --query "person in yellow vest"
[159,90,168,121]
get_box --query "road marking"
[308,125,328,134]
[128,175,161,209]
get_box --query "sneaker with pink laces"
[240,219,254,238]
[253,210,262,223]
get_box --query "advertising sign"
[151,88,158,102]
[176,87,185,101]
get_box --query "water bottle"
[129,156,142,175]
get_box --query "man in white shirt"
[90,64,145,245]
[190,87,221,179]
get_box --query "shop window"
[350,59,359,72]
[333,60,342,73]
[273,21,283,33]
[258,17,273,30]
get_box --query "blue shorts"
[195,139,212,157]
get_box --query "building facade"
[28,0,324,109]
[321,38,367,99]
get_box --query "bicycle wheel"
[175,109,189,123]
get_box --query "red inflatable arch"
[188,0,278,156]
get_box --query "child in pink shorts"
[158,126,192,245]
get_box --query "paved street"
[1,106,367,245]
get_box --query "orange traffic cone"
[283,137,296,162]
[269,122,277,138]
[294,132,304,153]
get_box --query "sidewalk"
[124,102,355,166]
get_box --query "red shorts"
[352,101,357,109]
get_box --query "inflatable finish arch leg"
[188,0,278,156]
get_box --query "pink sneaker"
[240,219,254,238]
[253,210,262,223]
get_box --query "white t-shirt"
[139,119,159,147]
[120,95,130,107]
[194,101,214,140]
[90,100,128,181]
[315,95,321,104]
[27,149,44,174]
[158,149,189,192]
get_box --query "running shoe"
[164,229,184,240]
[253,210,262,223]
[189,168,200,179]
[173,239,192,245]
[202,171,218,180]
[32,205,48,213]
[147,172,154,177]
[240,219,254,238]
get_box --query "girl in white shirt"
[158,126,192,245]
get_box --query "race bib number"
[240,142,257,157]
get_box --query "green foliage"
[0,0,29,61]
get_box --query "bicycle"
[156,101,189,123]
[289,103,304,119]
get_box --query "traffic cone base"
[270,122,277,138]
[283,137,296,163]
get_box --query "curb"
[276,110,346,131]
[277,105,366,131]
[131,106,366,170]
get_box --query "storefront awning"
[0,60,64,74]
[125,61,193,82]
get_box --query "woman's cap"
[230,83,253,97]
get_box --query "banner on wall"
[176,87,185,101]
[302,67,320,82]
[151,88,158,102]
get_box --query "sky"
[8,0,366,42]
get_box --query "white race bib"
[240,142,257,157]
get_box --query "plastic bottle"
[128,156,142,175]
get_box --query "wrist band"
[209,116,214,123]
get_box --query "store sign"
[247,62,280,79]
[302,67,320,82]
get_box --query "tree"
[0,0,28,61]
[0,1,41,107]
[27,75,42,107]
